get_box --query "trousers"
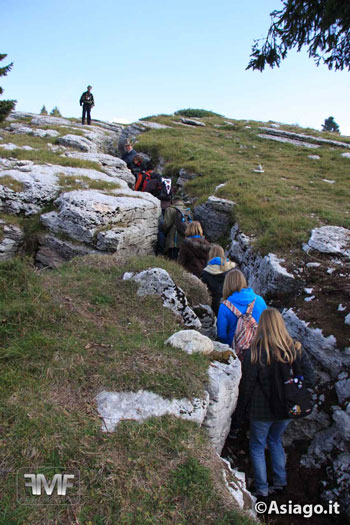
[82,104,92,125]
[249,419,290,496]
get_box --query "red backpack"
[222,299,257,361]
[134,170,153,192]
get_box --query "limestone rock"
[221,457,256,515]
[7,122,59,138]
[193,303,217,339]
[56,134,97,152]
[332,407,350,441]
[342,153,350,159]
[40,189,160,261]
[36,234,98,269]
[180,117,206,127]
[258,127,350,149]
[307,226,350,259]
[283,308,350,377]
[228,224,297,296]
[322,453,350,519]
[335,377,350,404]
[194,197,236,242]
[31,115,71,126]
[203,344,241,453]
[125,268,201,329]
[96,389,209,432]
[283,407,331,446]
[118,121,167,154]
[0,220,24,260]
[165,330,214,355]
[62,152,135,187]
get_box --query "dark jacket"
[232,346,315,423]
[162,201,187,251]
[201,260,236,315]
[122,149,137,168]
[80,91,94,106]
[178,236,210,278]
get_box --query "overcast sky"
[2,0,350,134]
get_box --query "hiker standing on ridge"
[80,85,94,125]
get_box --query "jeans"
[82,104,91,125]
[249,419,290,496]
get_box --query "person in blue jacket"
[217,269,267,346]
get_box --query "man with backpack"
[161,195,192,260]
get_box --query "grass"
[134,115,350,254]
[0,256,254,524]
[58,174,120,193]
[0,175,25,192]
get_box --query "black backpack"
[269,357,312,419]
[174,207,192,236]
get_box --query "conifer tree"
[248,1,350,72]
[322,116,340,133]
[40,105,48,115]
[0,54,16,122]
[50,106,62,117]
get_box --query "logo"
[17,467,80,505]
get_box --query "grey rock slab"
[41,189,160,251]
[221,457,256,514]
[335,378,350,404]
[257,133,320,149]
[322,453,350,519]
[228,224,296,296]
[193,303,217,340]
[56,134,97,152]
[307,226,350,259]
[165,330,214,355]
[36,234,99,269]
[342,152,350,159]
[300,424,345,469]
[283,407,331,446]
[126,268,201,329]
[332,407,350,440]
[283,308,350,377]
[7,123,60,137]
[0,221,24,260]
[203,351,241,453]
[31,115,71,126]
[96,389,209,432]
[62,152,135,187]
[259,127,350,149]
[180,118,206,127]
[194,197,236,242]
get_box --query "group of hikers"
[77,106,315,504]
[122,142,315,503]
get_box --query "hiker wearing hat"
[162,194,191,260]
[80,85,94,125]
[122,141,137,169]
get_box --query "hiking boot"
[269,485,286,495]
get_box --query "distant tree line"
[40,105,62,117]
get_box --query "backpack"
[134,170,152,192]
[159,178,172,201]
[174,207,192,236]
[222,299,257,361]
[269,357,313,419]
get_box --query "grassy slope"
[0,256,253,524]
[135,115,350,254]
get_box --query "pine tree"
[0,54,16,122]
[322,116,340,133]
[40,105,48,115]
[247,1,350,71]
[50,106,62,117]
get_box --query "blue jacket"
[217,288,267,346]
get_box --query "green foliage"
[50,106,62,117]
[0,53,16,122]
[248,0,350,71]
[175,108,223,118]
[322,116,340,133]
[40,105,48,115]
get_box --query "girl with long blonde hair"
[231,308,315,501]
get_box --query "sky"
[2,0,350,134]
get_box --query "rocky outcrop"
[228,223,297,296]
[176,168,201,187]
[194,196,236,242]
[180,117,206,127]
[258,127,350,149]
[282,308,350,377]
[6,122,60,138]
[123,268,201,329]
[0,220,24,260]
[118,120,168,153]
[305,225,350,260]
[96,389,209,432]
[165,329,214,354]
[221,458,256,515]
